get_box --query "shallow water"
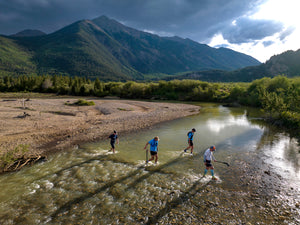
[0,103,299,224]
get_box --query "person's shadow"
[50,151,202,221]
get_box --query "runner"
[108,130,119,153]
[203,146,218,180]
[144,136,159,164]
[183,128,196,155]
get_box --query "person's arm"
[116,136,119,144]
[212,152,216,162]
[144,142,149,149]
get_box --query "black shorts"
[110,142,115,149]
[205,160,212,167]
[189,140,193,146]
[150,151,157,156]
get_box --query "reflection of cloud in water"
[206,114,260,133]
[223,129,262,151]
[263,136,300,181]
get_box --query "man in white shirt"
[203,146,217,180]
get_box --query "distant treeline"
[0,75,299,129]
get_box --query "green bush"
[66,99,95,106]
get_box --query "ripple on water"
[42,180,54,190]
[1,104,300,224]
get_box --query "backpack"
[187,131,192,137]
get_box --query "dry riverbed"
[0,96,199,171]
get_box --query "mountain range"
[0,15,260,81]
[168,49,300,82]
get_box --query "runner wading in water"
[203,146,218,180]
[108,130,119,153]
[144,136,159,164]
[183,128,196,155]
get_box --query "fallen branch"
[3,155,46,172]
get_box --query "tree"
[42,78,53,91]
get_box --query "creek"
[0,103,299,224]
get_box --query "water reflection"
[207,111,260,133]
[261,134,300,180]
[0,103,299,224]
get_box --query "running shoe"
[212,176,218,180]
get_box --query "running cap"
[210,146,216,151]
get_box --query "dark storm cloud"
[220,17,284,44]
[0,0,290,45]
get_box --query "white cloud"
[208,0,300,62]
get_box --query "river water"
[0,103,299,224]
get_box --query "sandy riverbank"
[0,97,200,167]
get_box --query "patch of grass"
[0,92,57,99]
[45,111,76,116]
[0,144,29,169]
[65,99,95,106]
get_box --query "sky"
[0,0,299,62]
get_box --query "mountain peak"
[92,15,141,36]
[11,29,46,37]
[1,15,261,80]
[92,15,123,28]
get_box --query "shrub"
[65,99,95,106]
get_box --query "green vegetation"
[0,74,299,130]
[0,36,36,76]
[167,49,300,82]
[65,99,95,106]
[1,16,300,84]
[0,16,259,81]
[2,16,300,83]
[0,144,29,170]
[241,76,300,128]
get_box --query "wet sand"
[0,96,200,162]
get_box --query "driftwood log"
[2,155,46,172]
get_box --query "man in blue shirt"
[108,130,119,153]
[144,136,159,164]
[183,128,196,155]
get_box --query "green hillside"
[93,16,260,74]
[0,36,36,76]
[0,15,261,80]
[264,49,300,77]
[16,20,142,81]
[171,49,300,82]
